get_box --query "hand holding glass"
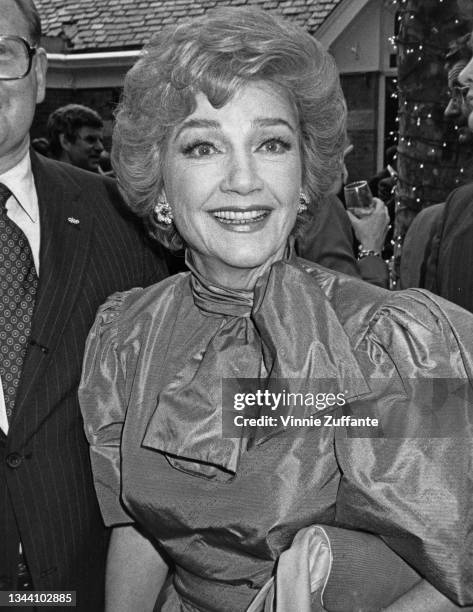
[344,181,375,217]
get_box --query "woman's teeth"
[212,210,269,224]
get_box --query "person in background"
[0,1,168,609]
[343,142,391,287]
[346,198,390,286]
[47,103,105,173]
[297,142,391,288]
[296,193,390,288]
[402,30,473,297]
[98,149,114,176]
[80,8,473,610]
[368,145,398,202]
[422,35,473,311]
[443,32,472,142]
[400,202,444,289]
[30,135,50,157]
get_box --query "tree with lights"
[392,0,473,285]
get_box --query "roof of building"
[35,0,345,53]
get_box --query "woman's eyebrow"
[251,118,296,132]
[174,119,220,140]
[174,117,296,141]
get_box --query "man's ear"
[34,48,48,104]
[59,133,72,153]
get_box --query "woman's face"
[163,81,303,288]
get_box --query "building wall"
[329,0,382,73]
[340,72,379,182]
[328,0,383,179]
[326,0,397,175]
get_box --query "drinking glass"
[344,180,375,216]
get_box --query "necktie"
[0,183,38,422]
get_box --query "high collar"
[186,240,297,318]
[142,254,371,480]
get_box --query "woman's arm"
[106,525,169,612]
[384,579,473,612]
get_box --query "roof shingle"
[35,0,343,52]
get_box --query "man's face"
[445,61,468,119]
[445,59,472,143]
[61,126,104,172]
[0,0,47,173]
[458,36,473,134]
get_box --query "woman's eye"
[259,138,291,154]
[183,141,217,158]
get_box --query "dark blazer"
[424,184,473,313]
[399,202,444,289]
[295,194,389,288]
[0,153,168,610]
[295,194,360,277]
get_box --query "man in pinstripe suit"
[0,1,168,609]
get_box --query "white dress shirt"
[0,150,40,435]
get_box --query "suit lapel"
[11,153,94,430]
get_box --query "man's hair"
[47,104,104,158]
[14,0,41,45]
[113,6,347,251]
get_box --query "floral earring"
[154,195,173,225]
[298,191,309,214]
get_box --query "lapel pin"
[67,217,80,225]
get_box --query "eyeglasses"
[0,35,37,80]
[448,85,470,101]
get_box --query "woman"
[79,8,473,611]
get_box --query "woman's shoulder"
[367,287,473,357]
[298,257,387,303]
[296,258,388,341]
[297,258,473,349]
[93,272,190,334]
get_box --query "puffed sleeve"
[79,290,141,526]
[334,289,473,605]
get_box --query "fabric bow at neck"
[189,262,254,318]
[142,254,370,480]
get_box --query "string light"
[387,0,472,288]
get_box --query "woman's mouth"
[211,209,270,225]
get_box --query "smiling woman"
[163,84,302,287]
[79,6,473,612]
[112,7,345,256]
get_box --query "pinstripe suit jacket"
[0,152,168,610]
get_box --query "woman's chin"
[189,242,286,288]
[217,241,286,271]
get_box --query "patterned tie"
[0,182,38,422]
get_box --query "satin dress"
[79,254,473,611]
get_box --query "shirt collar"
[0,149,38,223]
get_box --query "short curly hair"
[47,104,103,159]
[113,6,347,251]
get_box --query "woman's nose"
[221,151,263,194]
